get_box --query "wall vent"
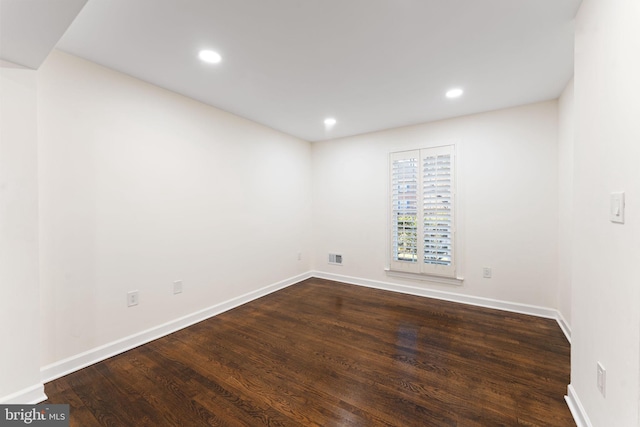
[328,253,343,265]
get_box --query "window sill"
[384,269,464,286]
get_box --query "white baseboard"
[565,384,593,427]
[555,311,571,343]
[39,270,573,407]
[41,271,312,384]
[0,383,46,404]
[311,271,571,342]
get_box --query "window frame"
[388,145,458,280]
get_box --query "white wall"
[312,101,560,309]
[0,64,43,402]
[558,78,574,328]
[569,0,640,425]
[38,51,312,367]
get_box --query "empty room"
[1,0,638,426]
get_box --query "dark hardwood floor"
[45,278,574,426]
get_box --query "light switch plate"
[597,362,606,397]
[610,192,625,224]
[173,280,183,294]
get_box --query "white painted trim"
[41,272,312,383]
[314,272,576,407]
[384,269,464,286]
[0,383,47,404]
[313,271,561,319]
[39,269,573,409]
[331,269,572,344]
[555,311,571,343]
[565,384,593,427]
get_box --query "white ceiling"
[12,0,582,141]
[0,0,87,69]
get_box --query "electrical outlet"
[597,362,606,397]
[127,291,139,307]
[173,280,183,295]
[297,252,302,261]
[483,267,492,278]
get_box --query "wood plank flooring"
[45,278,575,426]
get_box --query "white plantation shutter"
[421,146,455,276]
[390,151,420,273]
[390,146,456,277]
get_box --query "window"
[389,145,456,278]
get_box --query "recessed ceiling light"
[446,88,464,99]
[199,50,222,64]
[324,117,337,126]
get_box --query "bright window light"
[199,50,222,64]
[446,88,464,98]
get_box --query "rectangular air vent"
[328,253,343,265]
